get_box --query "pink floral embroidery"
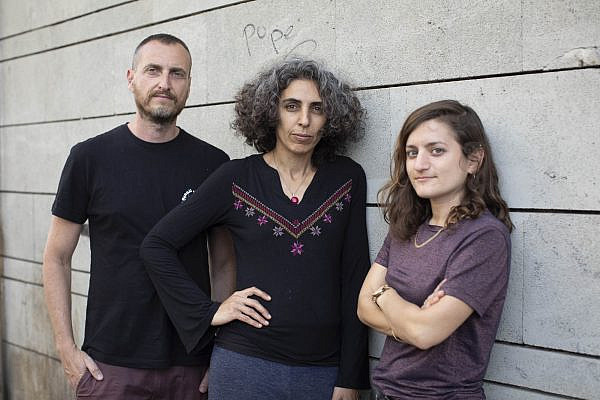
[234,199,243,210]
[344,193,352,203]
[257,215,268,226]
[323,214,333,223]
[310,226,321,236]
[232,180,351,239]
[291,241,304,256]
[335,202,344,211]
[273,226,284,237]
[245,207,255,217]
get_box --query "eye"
[431,147,445,155]
[406,149,417,159]
[145,67,160,76]
[172,70,187,79]
[311,104,324,114]
[285,103,298,111]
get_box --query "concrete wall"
[1,1,599,398]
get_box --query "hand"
[211,286,271,328]
[422,278,447,309]
[198,368,209,393]
[332,386,360,400]
[59,343,103,389]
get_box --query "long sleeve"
[140,163,233,354]
[336,165,370,389]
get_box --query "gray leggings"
[208,346,338,400]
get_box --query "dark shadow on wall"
[0,196,6,400]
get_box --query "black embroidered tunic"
[141,154,370,388]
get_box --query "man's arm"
[208,226,236,302]
[42,216,103,388]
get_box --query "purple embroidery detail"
[273,226,284,237]
[234,199,243,210]
[335,202,344,211]
[310,226,322,236]
[257,215,268,226]
[245,207,255,217]
[291,241,304,256]
[231,179,352,239]
[344,193,352,203]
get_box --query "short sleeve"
[374,231,393,268]
[52,144,89,224]
[442,227,510,316]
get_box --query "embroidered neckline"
[232,180,352,239]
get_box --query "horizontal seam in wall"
[0,0,256,63]
[366,204,600,215]
[482,379,584,400]
[352,65,600,91]
[1,274,88,295]
[0,190,55,195]
[2,340,61,362]
[1,255,90,274]
[495,340,600,361]
[1,66,598,129]
[0,1,139,41]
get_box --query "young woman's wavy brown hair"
[378,100,512,241]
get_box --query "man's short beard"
[136,101,184,125]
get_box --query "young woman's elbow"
[356,301,369,324]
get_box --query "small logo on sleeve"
[181,189,194,202]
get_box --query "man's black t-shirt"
[52,124,229,368]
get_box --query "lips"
[291,132,313,142]
[151,92,175,101]
[414,176,435,182]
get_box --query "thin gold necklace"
[414,227,444,248]
[272,153,312,205]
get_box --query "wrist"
[371,284,391,308]
[56,339,77,357]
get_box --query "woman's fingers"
[212,287,272,327]
[239,286,271,301]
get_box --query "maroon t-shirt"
[372,211,510,399]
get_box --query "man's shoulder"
[178,129,229,163]
[71,124,128,154]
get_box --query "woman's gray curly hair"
[231,58,366,164]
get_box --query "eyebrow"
[281,98,323,104]
[406,141,447,148]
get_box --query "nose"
[298,107,310,127]
[413,152,430,171]
[157,72,171,90]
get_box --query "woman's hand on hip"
[211,286,271,328]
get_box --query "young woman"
[140,58,369,400]
[357,100,512,399]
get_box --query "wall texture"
[1,1,599,399]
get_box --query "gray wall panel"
[523,214,600,356]
[487,342,600,399]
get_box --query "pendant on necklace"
[291,196,299,204]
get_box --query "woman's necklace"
[414,227,444,248]
[272,154,312,205]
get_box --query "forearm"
[377,288,472,350]
[357,292,395,336]
[43,256,76,354]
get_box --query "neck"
[269,147,314,178]
[429,194,464,226]
[128,115,179,143]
